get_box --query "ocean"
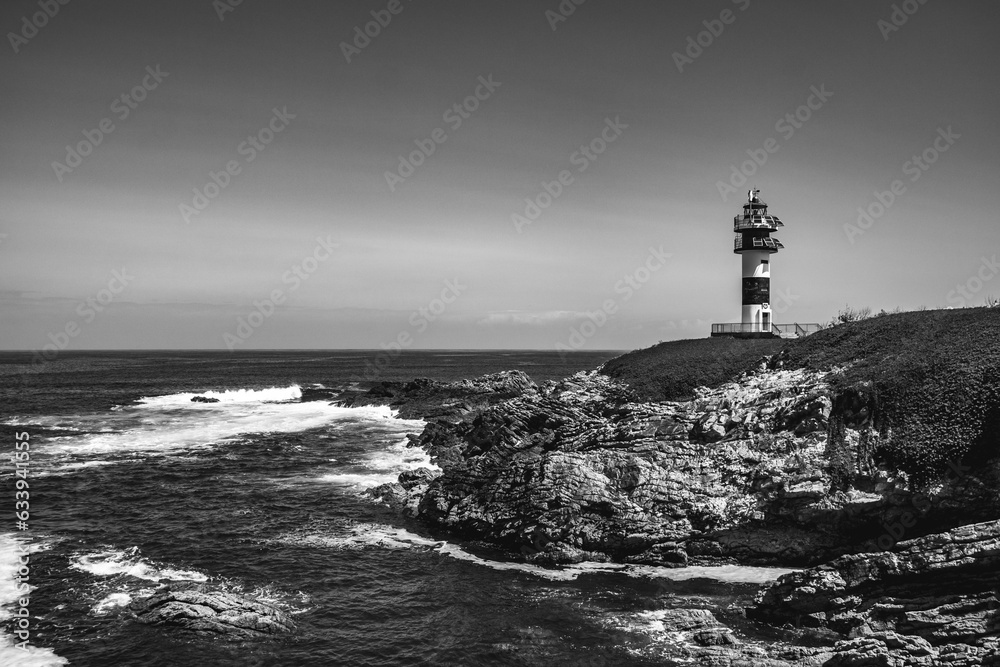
[0,350,791,666]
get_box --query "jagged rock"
[401,366,1000,570]
[130,584,296,639]
[398,467,439,489]
[411,368,870,565]
[335,370,538,420]
[366,466,440,516]
[748,519,1000,665]
[299,384,339,402]
[825,631,935,666]
[190,396,219,403]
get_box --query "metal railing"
[712,323,766,335]
[711,322,824,337]
[733,235,784,251]
[733,217,782,231]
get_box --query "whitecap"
[70,547,208,583]
[314,437,438,490]
[134,385,304,407]
[22,387,424,461]
[91,592,133,615]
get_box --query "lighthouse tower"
[734,188,784,332]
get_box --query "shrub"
[828,305,873,327]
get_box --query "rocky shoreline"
[348,360,999,665]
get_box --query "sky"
[1,0,999,351]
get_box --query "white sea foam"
[0,533,68,666]
[283,522,793,585]
[35,460,120,477]
[317,472,403,489]
[91,592,134,615]
[135,384,304,407]
[70,547,208,583]
[13,385,423,462]
[435,543,584,581]
[432,547,797,583]
[316,437,438,490]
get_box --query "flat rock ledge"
[129,584,297,639]
[749,519,1000,665]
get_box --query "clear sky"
[2,0,999,351]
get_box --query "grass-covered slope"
[785,307,1000,486]
[600,336,788,401]
[600,307,1000,487]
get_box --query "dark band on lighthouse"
[742,277,769,305]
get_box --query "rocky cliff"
[366,363,996,569]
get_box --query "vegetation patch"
[599,336,787,402]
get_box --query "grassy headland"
[600,307,1000,487]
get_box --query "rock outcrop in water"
[334,370,537,420]
[130,584,296,639]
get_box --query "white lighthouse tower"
[711,189,821,338]
[734,188,783,332]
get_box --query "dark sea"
[0,350,791,667]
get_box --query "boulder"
[130,584,296,639]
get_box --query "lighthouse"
[711,189,821,338]
[734,188,783,332]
